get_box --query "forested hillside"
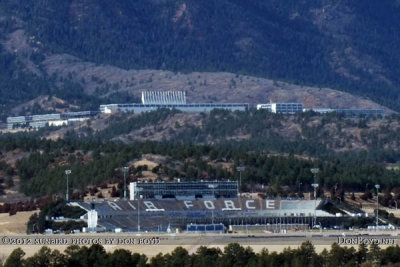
[68,109,400,155]
[2,1,400,202]
[2,134,399,197]
[1,110,400,199]
[1,0,400,110]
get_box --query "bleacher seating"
[77,198,333,232]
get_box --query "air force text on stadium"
[107,199,278,211]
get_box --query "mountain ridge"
[1,1,400,113]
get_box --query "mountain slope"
[1,1,400,111]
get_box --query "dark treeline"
[0,46,52,120]
[97,109,400,157]
[0,131,399,197]
[0,52,139,119]
[3,241,400,267]
[26,200,86,234]
[0,42,138,118]
[2,1,400,110]
[98,109,182,140]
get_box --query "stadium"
[74,181,349,233]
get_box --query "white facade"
[256,104,272,111]
[141,91,186,105]
[257,103,303,114]
[87,210,98,229]
[48,120,68,127]
[130,182,137,200]
[100,91,248,115]
[99,103,248,114]
[7,111,97,130]
[68,117,90,123]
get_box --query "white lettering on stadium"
[108,200,279,211]
[204,201,215,209]
[108,202,122,211]
[144,201,158,210]
[222,200,241,211]
[266,200,275,209]
[127,201,136,210]
[184,201,194,209]
[245,200,256,209]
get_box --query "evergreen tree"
[4,248,25,267]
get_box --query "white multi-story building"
[257,103,303,114]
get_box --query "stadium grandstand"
[73,181,347,233]
[76,198,336,233]
[129,181,238,200]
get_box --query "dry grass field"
[0,210,38,234]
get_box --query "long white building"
[100,91,248,114]
[303,108,384,117]
[256,102,384,117]
[7,111,98,130]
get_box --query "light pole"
[136,187,142,234]
[65,169,71,202]
[122,167,129,200]
[208,184,218,224]
[208,184,217,198]
[236,166,245,197]
[375,184,380,229]
[279,198,282,232]
[310,168,319,228]
[138,194,140,234]
[310,168,319,198]
[311,183,319,228]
